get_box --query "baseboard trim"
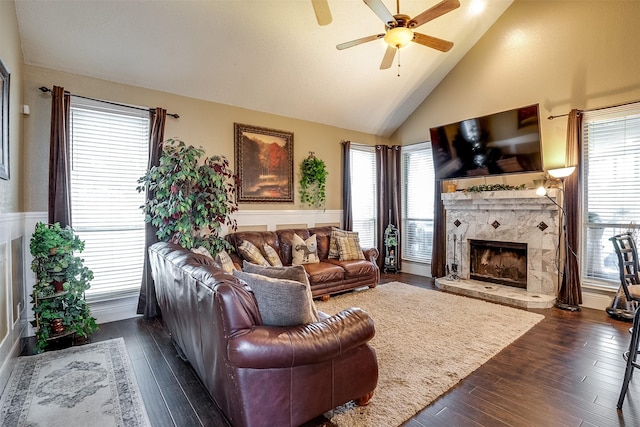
[400,261,431,277]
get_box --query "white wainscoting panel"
[0,212,32,393]
[227,209,342,232]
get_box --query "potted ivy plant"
[299,152,328,209]
[30,222,98,351]
[137,138,238,254]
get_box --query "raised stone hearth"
[437,189,561,308]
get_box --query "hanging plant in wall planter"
[137,138,238,255]
[299,152,328,209]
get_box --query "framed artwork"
[517,104,538,129]
[234,123,294,203]
[0,57,9,180]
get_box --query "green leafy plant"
[30,222,98,351]
[137,138,238,254]
[299,152,328,209]
[464,184,527,192]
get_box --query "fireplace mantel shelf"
[442,189,559,211]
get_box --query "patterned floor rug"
[0,337,150,427]
[316,282,545,427]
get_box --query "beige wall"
[22,65,389,212]
[0,0,23,213]
[393,0,640,188]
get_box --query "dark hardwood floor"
[25,273,640,426]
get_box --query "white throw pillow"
[292,234,320,265]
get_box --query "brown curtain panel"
[48,86,72,227]
[137,107,167,319]
[341,141,353,230]
[431,180,446,278]
[375,145,402,269]
[558,109,583,307]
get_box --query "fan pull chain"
[397,47,401,77]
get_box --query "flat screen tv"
[429,104,543,180]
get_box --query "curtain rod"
[39,86,180,119]
[547,98,640,120]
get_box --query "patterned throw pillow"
[238,240,270,266]
[215,250,237,273]
[292,234,320,265]
[190,246,214,259]
[329,229,361,259]
[262,243,283,267]
[233,270,318,326]
[335,235,365,261]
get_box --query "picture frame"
[517,104,538,129]
[0,57,9,180]
[234,123,294,203]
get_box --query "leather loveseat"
[148,241,378,427]
[226,226,379,300]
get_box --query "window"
[349,145,377,248]
[582,102,640,287]
[402,143,435,263]
[70,98,150,302]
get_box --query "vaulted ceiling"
[14,0,513,137]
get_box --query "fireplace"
[469,240,527,288]
[435,189,562,308]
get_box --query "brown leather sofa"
[226,226,379,299]
[148,241,378,427]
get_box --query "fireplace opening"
[469,239,527,288]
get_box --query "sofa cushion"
[262,243,283,267]
[303,262,345,285]
[329,229,361,259]
[292,233,320,265]
[242,261,317,319]
[327,259,377,279]
[238,240,270,266]
[233,270,318,326]
[335,235,365,261]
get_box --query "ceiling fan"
[337,0,460,70]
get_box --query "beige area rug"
[0,338,150,427]
[316,282,545,427]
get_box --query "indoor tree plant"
[299,152,328,209]
[137,138,238,254]
[30,222,98,351]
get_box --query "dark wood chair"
[610,232,640,409]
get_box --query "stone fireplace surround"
[435,189,561,308]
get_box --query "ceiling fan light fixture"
[384,27,413,48]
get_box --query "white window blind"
[70,97,150,302]
[582,102,640,287]
[349,145,377,248]
[402,143,435,263]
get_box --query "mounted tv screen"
[429,104,543,180]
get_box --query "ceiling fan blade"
[336,33,385,50]
[413,32,454,52]
[311,0,332,26]
[380,45,396,70]
[409,0,460,28]
[364,0,397,26]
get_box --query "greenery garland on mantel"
[299,152,328,209]
[464,184,527,193]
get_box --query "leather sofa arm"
[227,308,375,369]
[363,247,379,262]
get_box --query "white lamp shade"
[548,166,576,179]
